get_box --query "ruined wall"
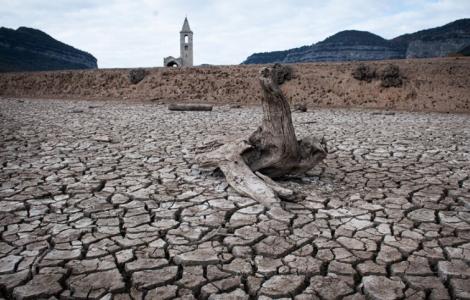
[1,58,469,113]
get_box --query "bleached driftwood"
[196,64,327,208]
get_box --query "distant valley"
[243,19,470,64]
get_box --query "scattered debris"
[168,104,213,111]
[371,111,396,116]
[93,135,112,142]
[293,103,307,112]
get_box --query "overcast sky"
[1,0,469,68]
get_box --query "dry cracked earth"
[0,98,469,300]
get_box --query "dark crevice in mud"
[434,209,441,225]
[163,241,171,262]
[440,274,454,300]
[56,268,71,298]
[148,207,156,224]
[0,288,9,299]
[457,176,468,189]
[186,272,207,299]
[223,205,241,232]
[92,180,106,193]
[429,260,439,277]
[241,275,257,300]
[351,260,365,289]
[373,236,385,264]
[59,185,67,194]
[0,270,32,300]
[118,214,126,238]
[114,253,133,295]
[174,207,183,224]
[385,262,393,278]
[320,261,329,276]
[330,228,336,238]
[285,274,311,299]
[78,232,90,259]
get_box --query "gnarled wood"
[197,139,281,206]
[196,64,327,208]
[244,64,300,177]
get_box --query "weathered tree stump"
[196,64,327,209]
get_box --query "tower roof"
[181,17,192,33]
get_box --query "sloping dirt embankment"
[1,58,469,113]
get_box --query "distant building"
[164,17,193,67]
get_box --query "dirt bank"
[1,58,469,112]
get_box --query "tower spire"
[179,17,193,66]
[181,17,192,32]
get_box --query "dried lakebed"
[0,98,469,299]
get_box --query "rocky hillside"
[1,58,469,113]
[243,19,470,64]
[0,27,97,72]
[458,45,470,56]
[284,31,404,63]
[393,19,470,58]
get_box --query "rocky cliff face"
[0,27,97,72]
[287,45,403,62]
[394,19,470,58]
[243,19,470,64]
[458,45,470,56]
[405,38,470,58]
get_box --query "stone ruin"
[163,17,193,67]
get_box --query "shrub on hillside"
[352,63,376,82]
[129,69,147,84]
[379,64,403,87]
[352,63,403,88]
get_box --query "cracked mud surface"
[1,98,469,299]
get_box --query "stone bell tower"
[180,17,193,67]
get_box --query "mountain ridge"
[243,19,470,64]
[0,26,97,72]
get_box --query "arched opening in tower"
[166,61,179,67]
[185,35,189,43]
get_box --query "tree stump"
[196,64,327,209]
